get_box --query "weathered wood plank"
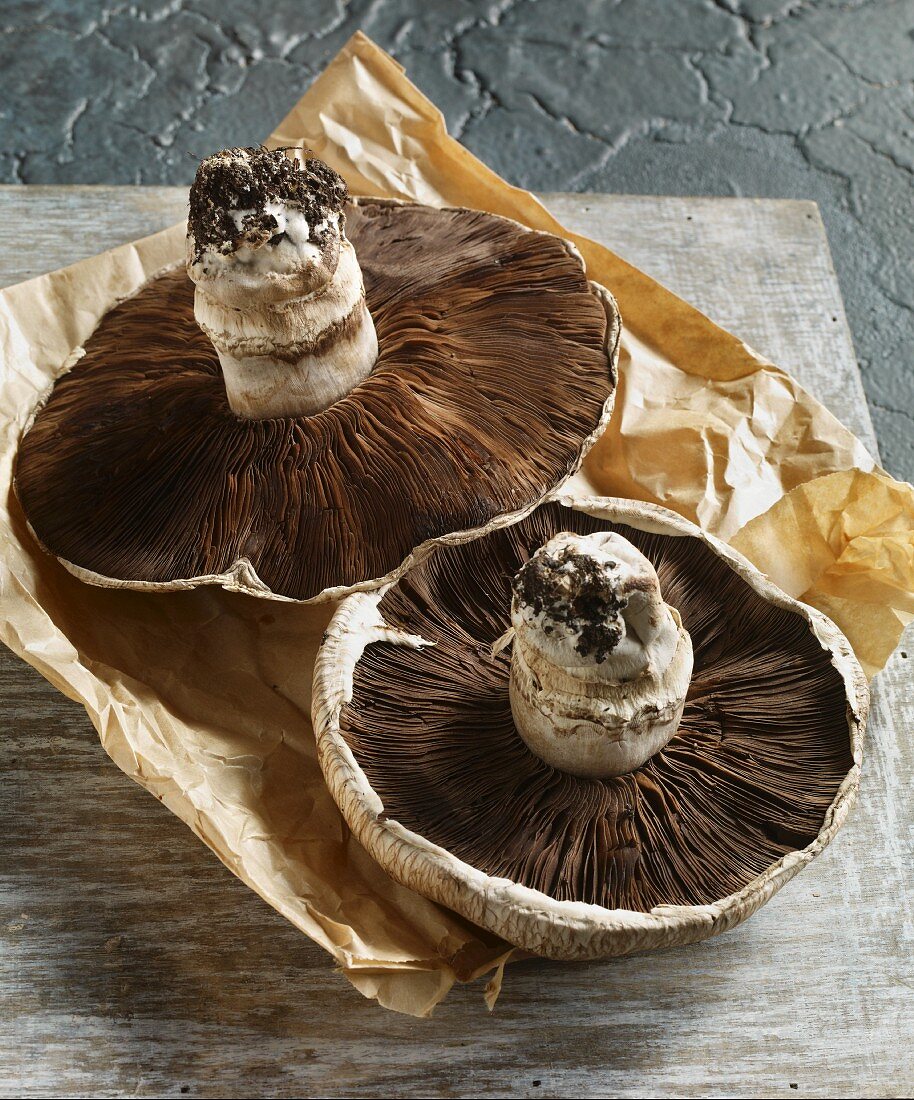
[0,185,189,287]
[0,188,909,1099]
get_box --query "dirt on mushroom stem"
[188,147,348,261]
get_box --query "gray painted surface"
[1,187,911,1099]
[0,1,912,479]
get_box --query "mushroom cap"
[312,497,867,960]
[14,199,619,603]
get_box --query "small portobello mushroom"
[15,147,619,603]
[312,496,867,960]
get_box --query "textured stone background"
[1,0,911,479]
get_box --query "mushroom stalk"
[506,531,693,777]
[186,148,378,419]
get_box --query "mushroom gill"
[337,501,857,913]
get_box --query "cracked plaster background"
[0,0,911,479]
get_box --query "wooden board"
[0,188,910,1099]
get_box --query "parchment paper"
[1,32,911,1016]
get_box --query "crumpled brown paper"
[0,32,911,1016]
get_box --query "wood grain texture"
[1,188,910,1099]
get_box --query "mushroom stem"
[508,531,693,777]
[191,234,378,418]
[186,147,378,419]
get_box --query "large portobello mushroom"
[312,497,867,959]
[15,148,619,602]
